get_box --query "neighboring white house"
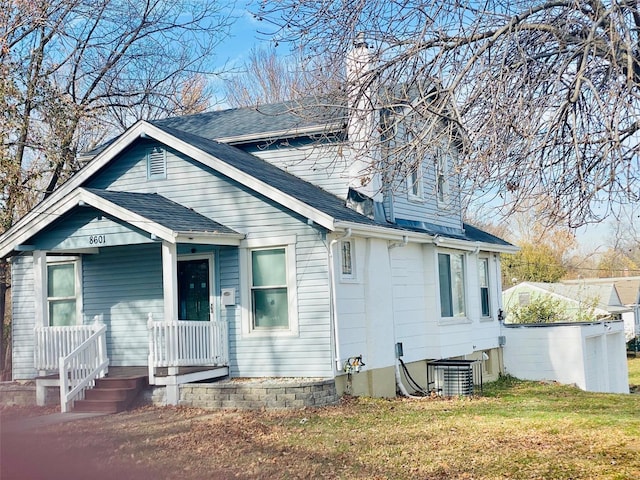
[503,281,631,323]
[0,40,517,408]
[562,277,640,344]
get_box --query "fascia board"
[0,190,84,258]
[142,124,337,230]
[334,221,519,253]
[216,122,344,145]
[432,236,519,254]
[333,222,429,242]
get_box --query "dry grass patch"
[2,365,639,479]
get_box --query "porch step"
[72,375,147,414]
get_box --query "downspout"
[329,228,352,372]
[387,235,421,398]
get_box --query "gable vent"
[147,147,166,179]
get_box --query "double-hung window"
[479,257,491,318]
[438,252,466,318]
[242,236,298,335]
[47,261,80,326]
[251,248,288,328]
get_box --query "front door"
[177,257,211,321]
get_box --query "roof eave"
[333,221,518,252]
[216,122,344,145]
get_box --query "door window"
[178,258,210,321]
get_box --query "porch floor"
[37,365,227,381]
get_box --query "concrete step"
[73,398,131,414]
[72,375,147,414]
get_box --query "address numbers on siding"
[88,234,106,245]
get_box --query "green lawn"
[628,355,640,386]
[23,358,638,480]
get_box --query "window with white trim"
[146,146,166,179]
[251,248,289,328]
[407,162,423,200]
[436,149,450,204]
[438,252,466,318]
[242,236,298,335]
[340,239,356,280]
[47,260,81,326]
[479,257,491,317]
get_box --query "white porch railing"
[35,322,102,371]
[59,322,109,413]
[147,314,229,372]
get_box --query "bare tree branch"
[253,0,640,228]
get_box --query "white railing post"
[58,323,109,413]
[147,313,156,384]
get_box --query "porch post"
[33,251,48,379]
[33,251,47,329]
[161,241,178,321]
[161,241,179,375]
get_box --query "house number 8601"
[89,234,106,245]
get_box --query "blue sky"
[208,3,276,104]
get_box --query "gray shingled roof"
[83,98,512,247]
[151,97,346,142]
[85,188,240,235]
[152,124,382,228]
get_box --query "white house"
[0,41,517,411]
